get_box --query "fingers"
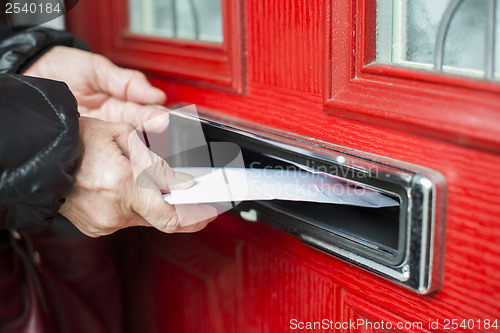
[112,123,194,193]
[92,54,166,104]
[63,117,216,237]
[98,98,170,132]
[171,204,218,231]
[131,172,217,233]
[114,126,217,232]
[134,159,195,193]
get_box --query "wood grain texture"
[67,0,245,93]
[152,227,243,333]
[67,0,500,332]
[325,0,500,152]
[240,237,339,332]
[341,290,433,332]
[247,0,324,94]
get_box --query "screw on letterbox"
[402,265,410,281]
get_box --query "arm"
[0,29,216,235]
[61,117,217,237]
[0,73,80,229]
[0,28,86,229]
[0,74,216,233]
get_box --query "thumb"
[113,123,194,192]
[131,171,217,233]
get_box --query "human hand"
[59,117,217,237]
[24,46,168,131]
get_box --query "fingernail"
[175,171,194,182]
[173,172,195,189]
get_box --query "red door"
[68,0,500,332]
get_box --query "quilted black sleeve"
[0,27,89,74]
[0,74,80,229]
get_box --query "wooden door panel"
[247,0,324,94]
[152,226,242,333]
[240,237,340,332]
[341,290,432,333]
[66,0,500,332]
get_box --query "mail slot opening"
[162,115,406,266]
[164,109,446,293]
[178,123,410,267]
[226,146,406,266]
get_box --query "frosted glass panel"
[129,0,223,43]
[376,0,500,80]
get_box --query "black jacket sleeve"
[0,27,89,74]
[0,74,80,229]
[0,28,85,229]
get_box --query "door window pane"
[376,0,500,80]
[129,0,223,43]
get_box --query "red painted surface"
[68,0,500,332]
[73,0,245,93]
[326,0,500,152]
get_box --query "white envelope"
[163,167,399,208]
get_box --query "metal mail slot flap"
[165,110,447,294]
